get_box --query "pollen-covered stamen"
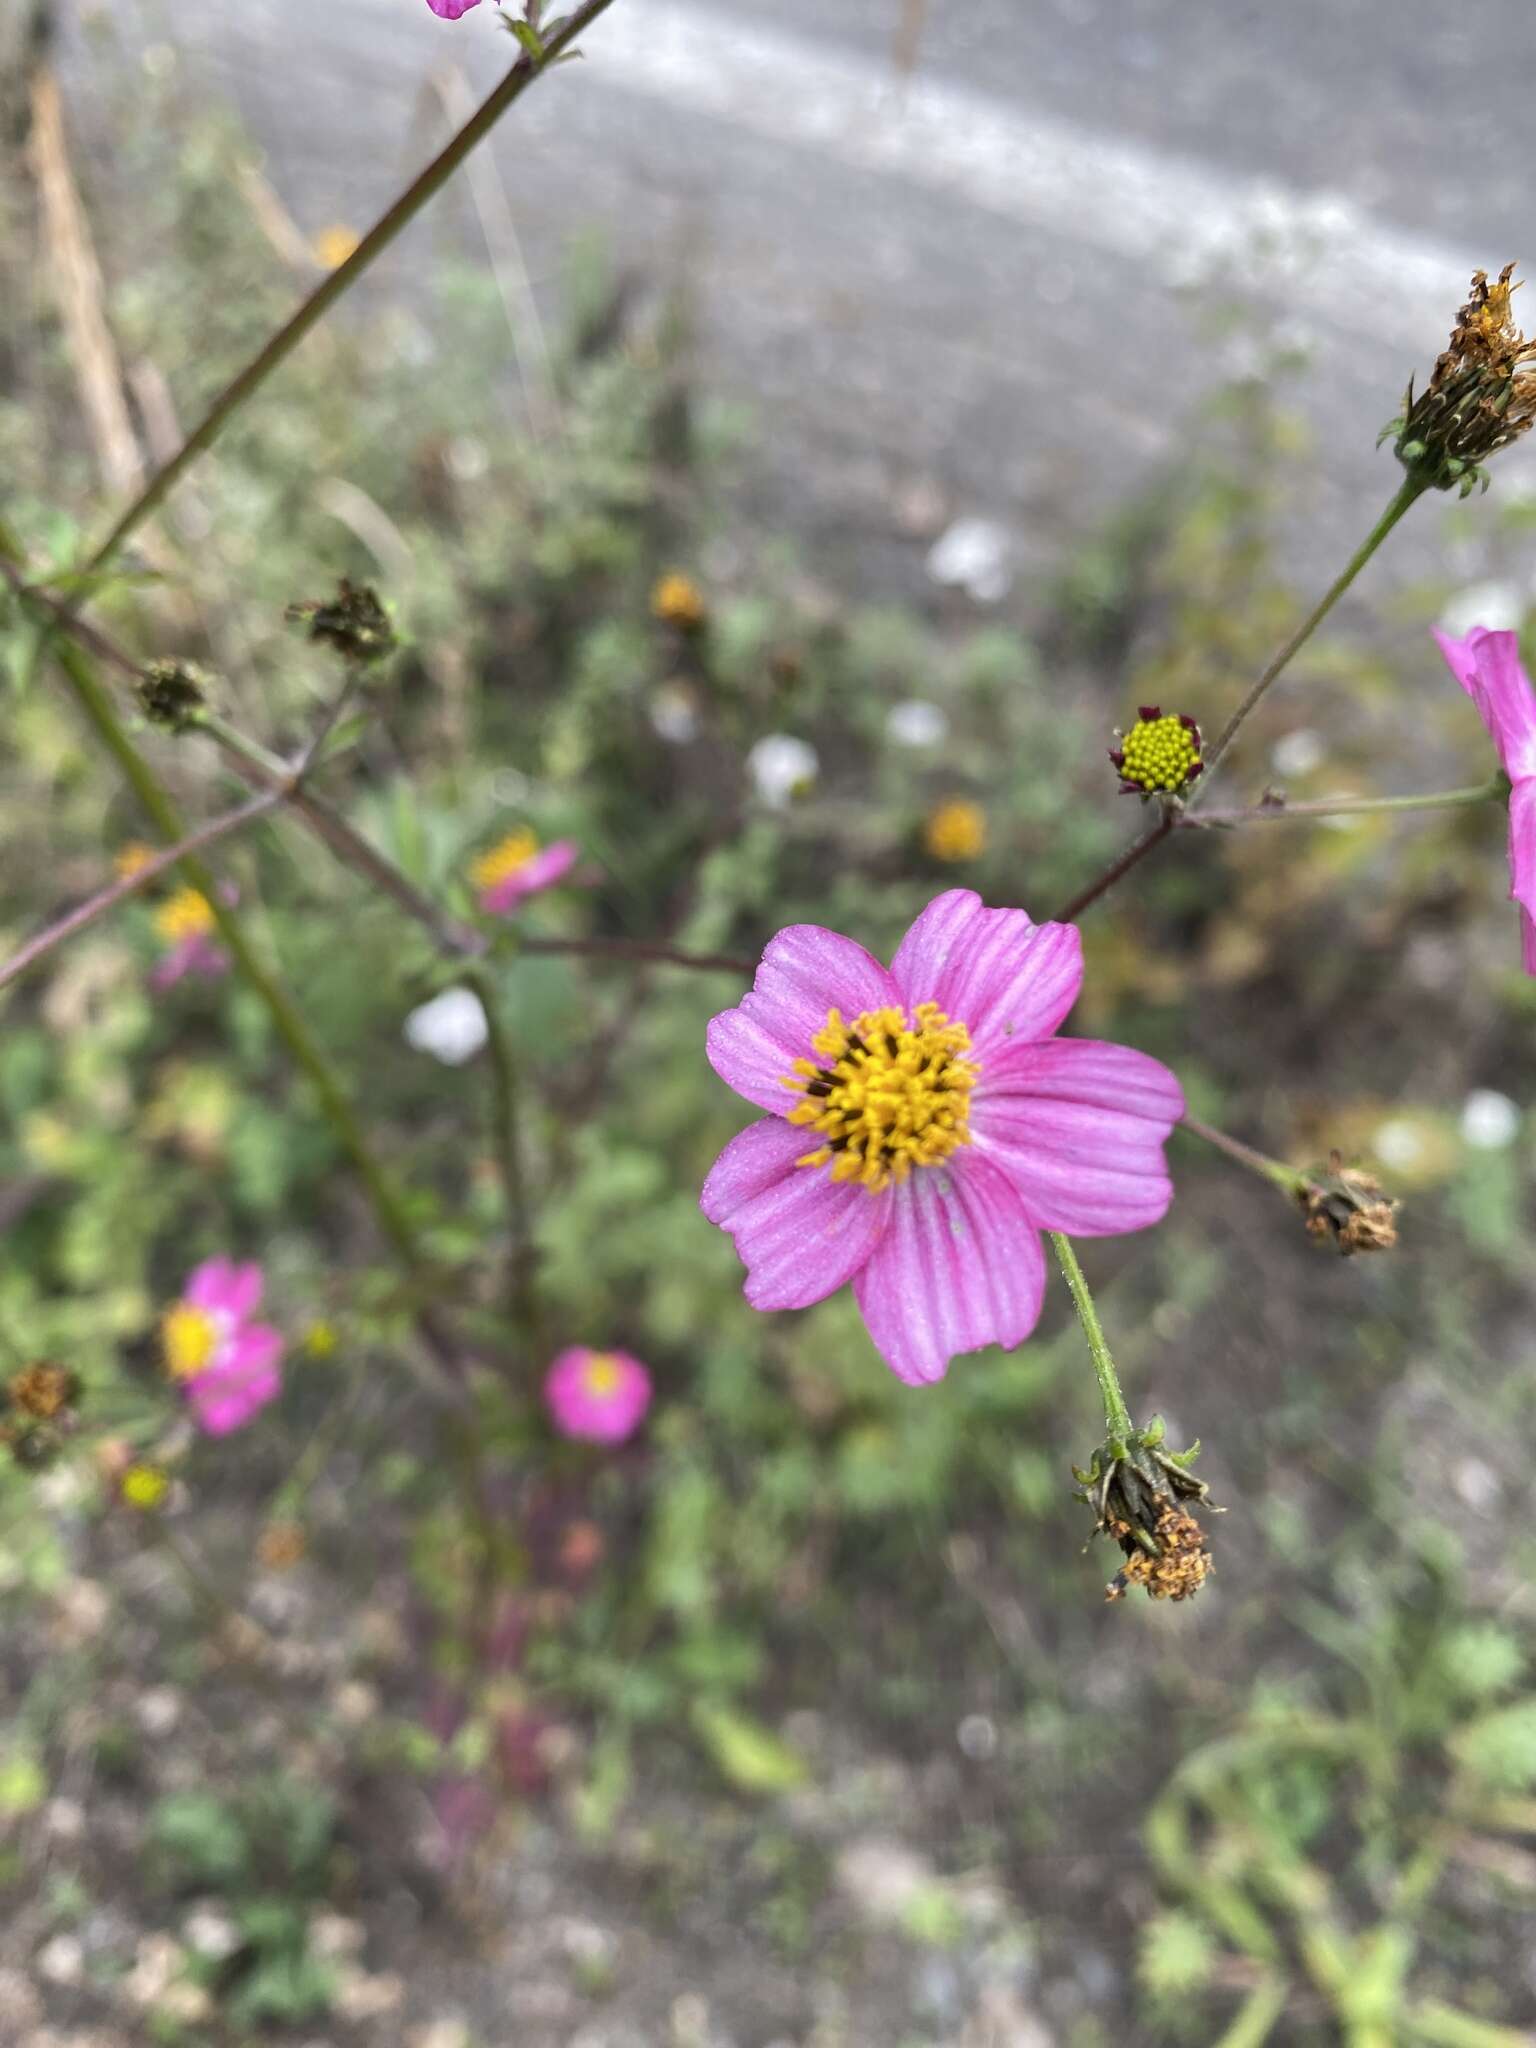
[153,886,217,945]
[781,1002,978,1192]
[1111,707,1203,797]
[162,1303,222,1380]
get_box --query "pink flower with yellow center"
[150,885,229,989]
[469,829,580,916]
[1432,625,1536,974]
[162,1259,283,1437]
[701,889,1184,1385]
[544,1347,652,1444]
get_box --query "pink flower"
[425,0,482,16]
[544,1347,652,1444]
[161,1258,283,1437]
[1432,625,1536,973]
[469,829,580,915]
[149,886,230,988]
[701,889,1184,1385]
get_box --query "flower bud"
[650,570,707,631]
[1109,707,1203,798]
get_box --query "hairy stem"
[1048,1231,1134,1445]
[82,0,624,571]
[464,964,545,1350]
[1179,1113,1308,1195]
[1183,777,1504,827]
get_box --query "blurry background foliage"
[0,47,1535,2047]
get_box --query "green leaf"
[690,1701,808,1797]
[509,19,546,59]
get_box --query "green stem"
[81,0,623,572]
[52,636,430,1288]
[1178,1114,1309,1196]
[1198,477,1429,783]
[1048,1231,1134,1444]
[464,964,545,1351]
[1186,777,1504,827]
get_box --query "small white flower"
[924,517,1014,604]
[182,1906,240,1961]
[1461,1088,1521,1150]
[404,988,489,1067]
[886,700,949,748]
[1439,581,1524,639]
[1374,1118,1427,1171]
[748,735,819,808]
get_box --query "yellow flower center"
[115,842,157,881]
[470,829,540,891]
[782,1003,978,1193]
[651,571,706,628]
[162,1303,220,1380]
[153,886,216,945]
[1117,713,1201,795]
[924,799,987,862]
[121,1464,170,1510]
[582,1354,624,1399]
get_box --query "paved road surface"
[58,0,1536,597]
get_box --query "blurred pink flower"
[544,1347,652,1444]
[149,886,229,988]
[425,0,482,17]
[701,889,1184,1385]
[162,1258,283,1436]
[469,829,580,915]
[1433,625,1536,973]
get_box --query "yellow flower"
[923,798,987,863]
[153,887,217,946]
[313,224,360,270]
[115,842,157,882]
[162,1302,220,1380]
[469,829,540,894]
[650,571,707,630]
[303,1320,339,1359]
[121,1464,170,1511]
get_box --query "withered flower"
[1386,265,1536,494]
[7,1363,81,1420]
[137,660,211,732]
[1074,1417,1219,1604]
[1297,1152,1400,1256]
[286,579,396,665]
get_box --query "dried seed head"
[137,660,211,732]
[286,579,396,665]
[1385,265,1536,494]
[1298,1153,1400,1256]
[1073,1419,1220,1605]
[7,1363,81,1421]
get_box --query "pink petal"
[851,1151,1045,1385]
[1432,627,1536,780]
[1523,906,1536,977]
[1508,777,1536,918]
[425,0,482,15]
[706,925,900,1114]
[185,1259,264,1321]
[543,1346,652,1444]
[701,1117,891,1310]
[888,890,1083,1057]
[480,840,579,914]
[971,1038,1183,1236]
[184,1325,283,1435]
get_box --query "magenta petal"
[851,1151,1045,1385]
[185,1259,264,1321]
[480,840,579,914]
[150,937,198,989]
[706,924,900,1114]
[425,0,482,16]
[185,1326,282,1435]
[1508,777,1536,914]
[701,1116,891,1310]
[1432,626,1536,780]
[1523,906,1536,977]
[888,890,1083,1056]
[971,1038,1183,1236]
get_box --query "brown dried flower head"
[1386,264,1536,493]
[1298,1152,1400,1257]
[1073,1417,1219,1605]
[137,659,211,732]
[286,579,397,665]
[7,1363,81,1420]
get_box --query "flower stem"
[81,0,623,573]
[1184,777,1504,828]
[1178,1113,1308,1195]
[463,964,545,1351]
[1048,1231,1134,1446]
[1198,475,1429,782]
[51,635,435,1299]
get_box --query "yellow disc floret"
[162,1302,220,1380]
[153,886,217,945]
[923,798,987,862]
[121,1464,170,1511]
[651,571,707,629]
[469,829,540,892]
[582,1354,624,1399]
[782,1003,978,1192]
[1111,708,1203,797]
